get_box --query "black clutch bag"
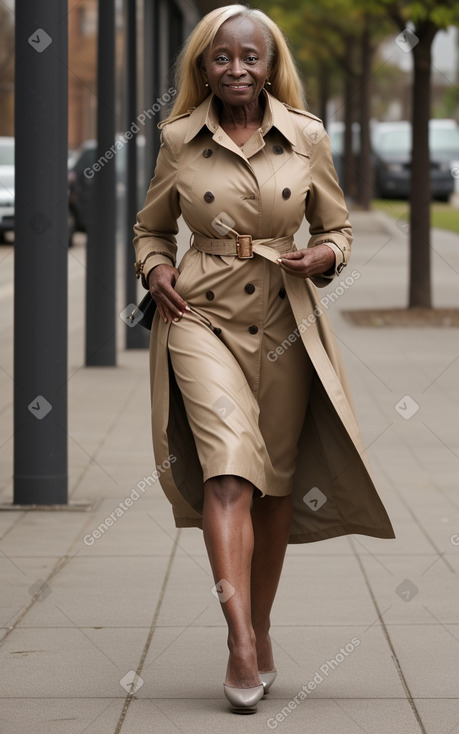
[128,292,156,330]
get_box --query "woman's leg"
[202,475,261,688]
[250,494,293,672]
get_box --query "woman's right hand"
[148,264,189,324]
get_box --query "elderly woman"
[133,4,394,715]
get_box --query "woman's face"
[201,16,269,109]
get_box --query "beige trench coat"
[133,91,395,544]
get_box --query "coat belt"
[192,233,294,265]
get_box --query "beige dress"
[133,91,395,543]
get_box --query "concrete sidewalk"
[0,210,458,733]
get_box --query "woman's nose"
[228,58,246,76]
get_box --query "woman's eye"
[246,56,258,63]
[215,55,229,63]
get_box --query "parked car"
[372,119,459,200]
[326,121,361,190]
[0,137,15,242]
[68,134,147,238]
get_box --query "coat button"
[203,149,213,158]
[282,188,291,199]
[244,283,255,294]
[273,144,284,154]
[205,290,215,300]
[204,191,215,203]
[213,327,222,336]
[278,287,286,299]
[248,325,258,334]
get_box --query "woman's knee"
[204,475,253,508]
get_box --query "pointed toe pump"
[259,670,277,694]
[223,682,264,714]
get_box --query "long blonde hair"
[167,4,305,119]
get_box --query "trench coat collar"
[183,89,298,147]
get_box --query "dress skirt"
[167,247,314,497]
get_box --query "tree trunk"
[343,37,356,199]
[409,26,436,308]
[356,14,373,210]
[318,60,329,128]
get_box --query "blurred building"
[68,0,99,149]
[0,1,14,136]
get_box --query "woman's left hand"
[277,244,335,279]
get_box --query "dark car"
[0,137,15,242]
[372,119,459,200]
[68,135,147,240]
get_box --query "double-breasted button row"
[244,283,255,294]
[203,149,213,158]
[206,290,214,300]
[204,189,291,203]
[248,325,258,335]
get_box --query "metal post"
[125,0,149,348]
[85,0,117,366]
[14,0,68,503]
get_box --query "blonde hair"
[167,4,305,119]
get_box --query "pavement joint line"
[0,510,26,541]
[351,540,428,734]
[143,604,211,674]
[348,535,394,576]
[420,552,448,577]
[146,511,212,578]
[55,603,121,670]
[0,552,76,650]
[66,380,140,498]
[114,528,181,734]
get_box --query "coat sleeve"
[305,129,353,288]
[132,127,181,288]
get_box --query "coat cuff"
[134,252,175,289]
[307,234,350,287]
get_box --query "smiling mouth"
[225,84,252,89]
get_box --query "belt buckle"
[236,234,253,259]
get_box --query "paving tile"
[415,699,459,734]
[0,627,143,698]
[387,624,459,698]
[16,555,171,629]
[0,699,124,734]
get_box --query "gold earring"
[205,82,209,87]
[265,80,272,86]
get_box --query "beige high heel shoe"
[223,682,264,714]
[259,670,277,694]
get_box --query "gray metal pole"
[85,0,117,366]
[14,1,68,504]
[125,0,149,349]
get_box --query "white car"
[0,137,14,242]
